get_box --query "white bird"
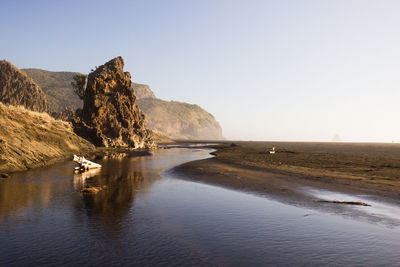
[269,147,276,154]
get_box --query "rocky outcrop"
[73,57,154,148]
[132,83,156,99]
[24,66,224,141]
[138,98,224,140]
[0,60,48,112]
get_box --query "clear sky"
[1,0,400,142]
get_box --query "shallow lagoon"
[1,148,400,266]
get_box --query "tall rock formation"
[73,57,154,148]
[0,60,48,112]
[23,66,224,140]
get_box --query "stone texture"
[0,60,48,112]
[73,57,154,148]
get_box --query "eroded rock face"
[0,60,48,112]
[73,57,154,148]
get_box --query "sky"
[1,0,400,142]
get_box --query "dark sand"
[174,142,400,206]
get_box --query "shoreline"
[173,143,400,206]
[0,147,155,177]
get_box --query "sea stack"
[73,57,154,148]
[0,60,48,112]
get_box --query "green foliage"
[71,74,87,100]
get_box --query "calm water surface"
[1,148,400,266]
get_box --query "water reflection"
[71,157,162,238]
[73,168,101,191]
[0,162,73,224]
[1,149,400,266]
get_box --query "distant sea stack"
[0,60,48,112]
[73,57,154,148]
[332,134,342,142]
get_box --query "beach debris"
[269,147,275,154]
[73,155,102,172]
[315,199,371,206]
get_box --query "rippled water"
[1,148,400,266]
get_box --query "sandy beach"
[174,142,400,205]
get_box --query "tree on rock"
[71,74,87,100]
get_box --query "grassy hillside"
[0,103,94,173]
[22,69,82,113]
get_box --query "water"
[1,148,400,266]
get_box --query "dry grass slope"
[0,103,94,173]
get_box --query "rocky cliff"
[24,66,224,140]
[73,57,154,148]
[0,60,48,112]
[138,98,223,140]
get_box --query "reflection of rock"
[73,157,162,236]
[100,152,128,160]
[81,187,104,194]
[73,168,101,191]
[81,170,144,214]
[73,57,155,148]
[93,148,152,160]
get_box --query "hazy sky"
[1,0,400,142]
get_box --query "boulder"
[73,57,154,148]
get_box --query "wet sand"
[173,142,400,206]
